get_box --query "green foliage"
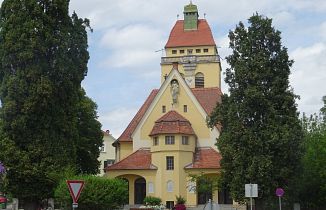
[0,0,101,206]
[208,13,303,207]
[188,173,219,195]
[76,89,103,174]
[175,195,186,204]
[143,196,162,206]
[55,175,128,210]
[298,98,326,209]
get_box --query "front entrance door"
[134,178,146,204]
[197,178,212,204]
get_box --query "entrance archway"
[134,177,146,204]
[197,178,212,204]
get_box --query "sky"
[66,0,324,138]
[66,0,326,138]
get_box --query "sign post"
[66,180,85,209]
[245,184,258,210]
[276,188,284,210]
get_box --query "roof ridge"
[118,89,159,142]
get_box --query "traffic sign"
[245,184,258,197]
[66,180,85,204]
[276,188,284,197]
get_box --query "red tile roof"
[185,147,222,169]
[165,19,216,48]
[149,110,195,136]
[118,89,159,142]
[191,87,222,115]
[105,148,157,171]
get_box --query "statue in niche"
[170,80,179,104]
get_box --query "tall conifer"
[208,14,303,207]
[0,0,100,208]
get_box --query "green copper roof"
[184,2,198,13]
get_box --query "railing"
[161,55,220,64]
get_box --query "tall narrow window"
[153,137,159,146]
[99,143,106,152]
[166,156,174,170]
[165,136,175,145]
[162,105,166,113]
[195,72,204,88]
[183,105,188,112]
[166,201,175,209]
[182,136,189,145]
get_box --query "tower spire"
[183,2,198,30]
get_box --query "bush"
[175,195,186,204]
[143,196,162,206]
[54,175,128,210]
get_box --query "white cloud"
[320,21,326,40]
[100,25,164,49]
[101,49,160,69]
[99,107,139,138]
[271,11,295,27]
[290,42,326,115]
[98,24,165,69]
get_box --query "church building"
[105,3,235,208]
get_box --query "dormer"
[149,111,196,153]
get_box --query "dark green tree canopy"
[76,89,103,174]
[298,98,326,209]
[208,14,303,206]
[0,0,101,208]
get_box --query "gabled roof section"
[118,89,159,142]
[191,87,222,115]
[165,19,216,48]
[150,110,195,136]
[185,147,222,169]
[156,110,190,122]
[105,148,157,171]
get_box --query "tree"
[76,89,103,174]
[0,0,99,209]
[55,175,128,210]
[208,14,303,208]
[298,98,326,209]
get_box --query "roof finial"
[190,0,193,5]
[177,14,179,20]
[204,13,206,19]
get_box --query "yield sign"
[66,180,85,203]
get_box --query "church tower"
[105,3,240,208]
[161,2,221,88]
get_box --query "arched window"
[148,182,154,193]
[167,180,174,192]
[195,72,204,88]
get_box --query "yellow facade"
[105,3,241,209]
[140,76,212,143]
[119,142,133,161]
[161,44,221,88]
